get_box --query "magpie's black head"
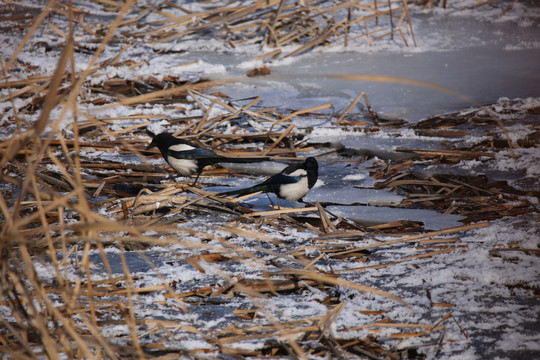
[304,157,318,188]
[304,157,318,172]
[146,132,176,151]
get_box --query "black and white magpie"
[146,132,269,186]
[220,157,318,207]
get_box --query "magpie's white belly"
[279,177,308,201]
[167,156,198,176]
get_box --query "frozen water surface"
[328,205,466,230]
[214,47,540,122]
[207,7,540,121]
[337,135,444,161]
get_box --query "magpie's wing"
[280,162,304,175]
[176,138,199,148]
[261,173,300,186]
[167,148,219,160]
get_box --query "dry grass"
[0,1,416,357]
[0,0,535,358]
[146,0,416,56]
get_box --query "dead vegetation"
[0,1,538,359]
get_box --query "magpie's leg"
[265,193,274,207]
[298,198,314,208]
[191,171,202,187]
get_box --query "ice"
[306,186,404,206]
[338,135,442,161]
[328,205,465,230]
[200,2,540,123]
[217,45,540,123]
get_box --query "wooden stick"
[263,123,295,155]
[316,201,337,233]
[336,91,365,124]
[396,148,495,158]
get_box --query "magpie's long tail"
[217,156,269,164]
[220,184,268,198]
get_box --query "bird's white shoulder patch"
[287,168,307,177]
[169,143,195,151]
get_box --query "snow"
[1,0,539,358]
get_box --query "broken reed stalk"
[330,73,516,158]
[0,1,148,357]
[148,0,415,55]
[336,91,378,126]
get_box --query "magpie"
[220,157,318,207]
[146,132,269,186]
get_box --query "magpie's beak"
[146,140,156,150]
